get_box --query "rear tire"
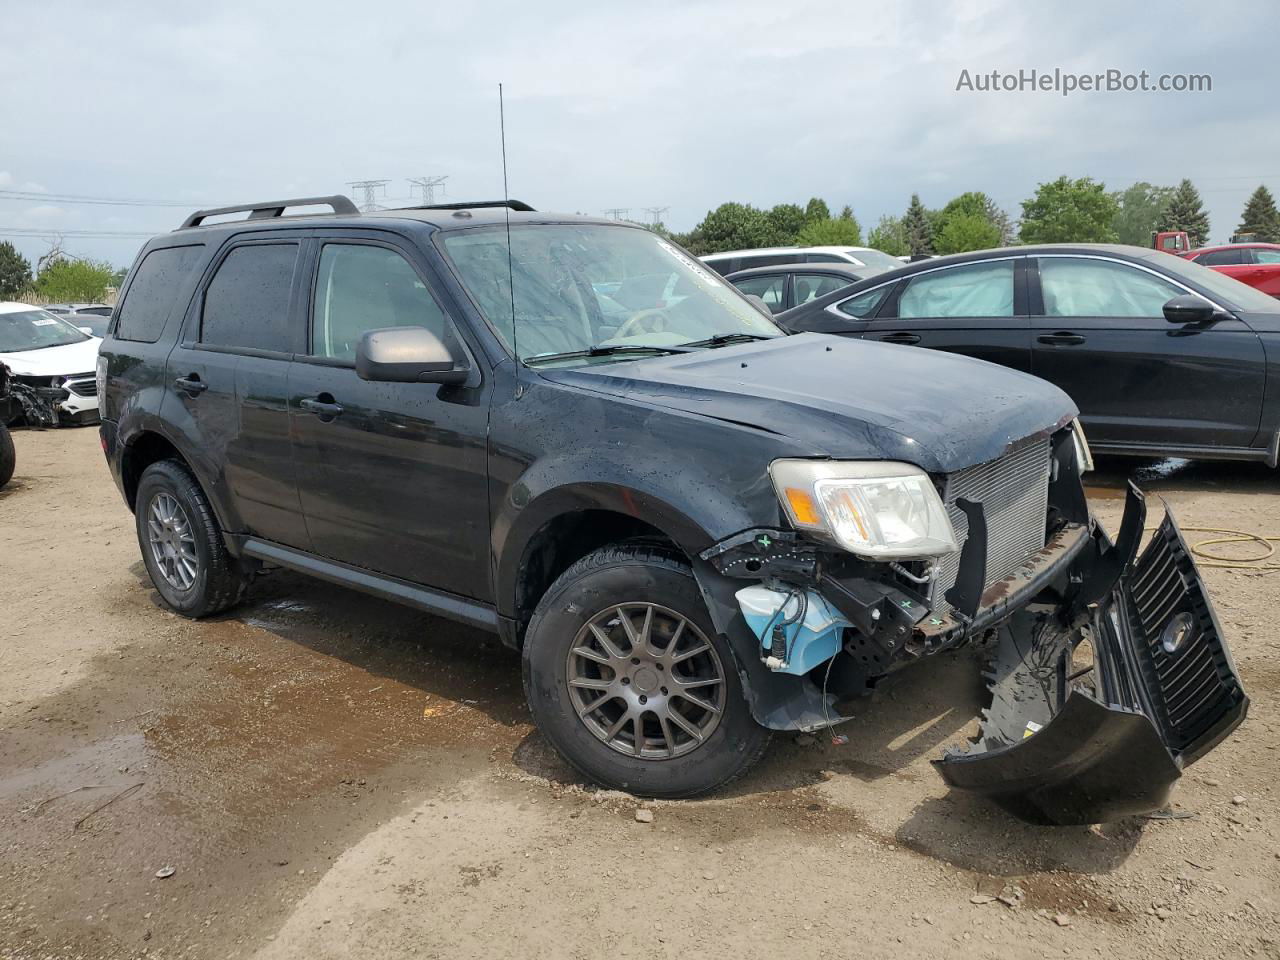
[523,543,770,798]
[0,422,13,489]
[135,459,248,618]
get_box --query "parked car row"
[0,302,103,426]
[93,196,1246,826]
[773,244,1280,466]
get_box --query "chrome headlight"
[1070,417,1093,474]
[769,459,958,560]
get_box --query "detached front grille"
[930,436,1052,619]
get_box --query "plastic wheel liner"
[935,484,1249,825]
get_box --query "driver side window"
[311,243,454,362]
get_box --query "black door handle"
[174,375,208,395]
[878,332,921,345]
[300,396,344,420]
[1037,332,1087,346]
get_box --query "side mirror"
[78,326,94,336]
[745,294,775,316]
[356,326,469,384]
[1162,294,1217,324]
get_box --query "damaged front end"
[695,424,1247,824]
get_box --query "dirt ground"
[1,427,1277,960]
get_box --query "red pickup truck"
[1181,242,1280,297]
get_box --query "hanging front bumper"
[934,485,1249,825]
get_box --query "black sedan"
[725,262,882,314]
[775,244,1280,465]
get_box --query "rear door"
[288,232,491,600]
[1029,254,1266,449]
[166,237,311,547]
[856,257,1032,372]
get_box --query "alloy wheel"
[146,492,198,591]
[566,602,726,759]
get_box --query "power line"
[0,226,157,238]
[603,207,631,221]
[407,176,449,205]
[347,179,391,213]
[0,189,196,208]
[643,206,669,225]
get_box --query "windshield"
[441,224,782,365]
[1144,252,1280,313]
[0,309,91,353]
[846,249,907,271]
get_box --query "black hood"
[538,334,1077,473]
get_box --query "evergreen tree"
[1237,185,1280,243]
[902,194,933,256]
[803,197,831,223]
[0,241,32,299]
[1157,179,1210,247]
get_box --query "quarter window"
[835,285,891,319]
[116,245,203,343]
[311,244,453,362]
[898,261,1014,318]
[201,244,299,353]
[1038,257,1183,318]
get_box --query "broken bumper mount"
[934,485,1249,824]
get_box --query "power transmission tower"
[603,207,631,221]
[347,179,391,212]
[407,176,449,205]
[644,206,669,226]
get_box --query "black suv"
[98,196,1247,823]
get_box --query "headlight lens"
[770,459,958,559]
[1070,418,1093,474]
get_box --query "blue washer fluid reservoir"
[735,585,852,676]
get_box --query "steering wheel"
[614,309,673,340]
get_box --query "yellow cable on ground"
[1156,526,1280,571]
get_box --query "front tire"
[134,459,248,618]
[522,543,770,797]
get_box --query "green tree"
[796,217,862,246]
[1019,176,1119,244]
[934,213,1002,255]
[34,258,117,302]
[1156,179,1210,247]
[0,242,33,299]
[867,215,909,257]
[902,194,934,256]
[1237,185,1280,243]
[803,197,831,223]
[683,202,775,255]
[1110,182,1175,247]
[934,191,1009,250]
[766,203,808,244]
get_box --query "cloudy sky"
[2,0,1277,269]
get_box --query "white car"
[0,302,102,426]
[700,245,906,276]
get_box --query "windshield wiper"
[676,332,778,349]
[523,344,692,366]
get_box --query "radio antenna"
[499,83,518,363]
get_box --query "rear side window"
[898,261,1014,318]
[115,245,202,343]
[1253,248,1280,264]
[1194,249,1246,266]
[201,243,299,353]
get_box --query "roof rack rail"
[178,195,359,230]
[401,199,535,213]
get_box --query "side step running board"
[240,538,499,633]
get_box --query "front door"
[1029,255,1266,449]
[288,236,491,601]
